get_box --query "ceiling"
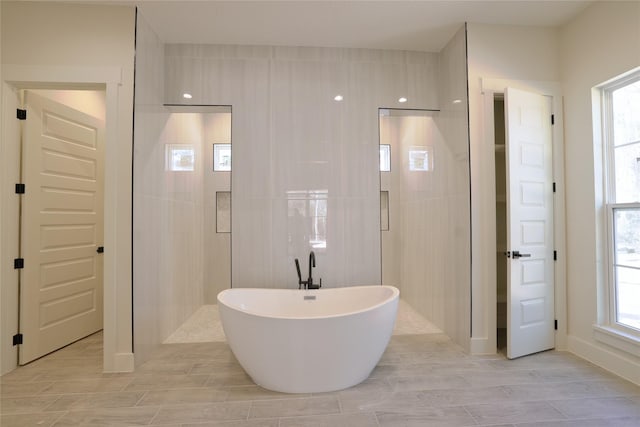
[134,0,594,52]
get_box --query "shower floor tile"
[164,297,441,344]
[164,305,226,343]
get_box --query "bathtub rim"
[217,285,399,321]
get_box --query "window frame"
[379,144,391,172]
[605,204,640,331]
[213,143,232,172]
[165,144,195,172]
[598,69,640,347]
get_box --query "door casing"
[0,65,133,375]
[469,77,567,356]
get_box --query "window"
[380,145,391,172]
[409,146,434,171]
[603,70,640,336]
[611,208,640,330]
[165,144,195,171]
[213,143,231,171]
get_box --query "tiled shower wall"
[133,14,207,364]
[164,45,441,289]
[133,17,471,359]
[433,26,471,348]
[380,26,470,348]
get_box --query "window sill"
[593,324,640,356]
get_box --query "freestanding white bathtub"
[217,285,399,393]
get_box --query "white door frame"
[473,77,567,355]
[0,65,134,374]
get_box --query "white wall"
[466,23,562,353]
[467,4,640,386]
[0,1,135,374]
[560,0,640,384]
[164,45,440,290]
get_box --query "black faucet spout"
[308,251,315,287]
[307,251,321,289]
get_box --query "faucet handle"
[294,258,302,288]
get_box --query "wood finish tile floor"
[2,332,640,426]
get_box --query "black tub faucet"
[294,251,322,289]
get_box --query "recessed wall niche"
[216,191,231,233]
[381,191,390,231]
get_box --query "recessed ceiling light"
[183,93,193,99]
[398,97,408,103]
[334,95,344,101]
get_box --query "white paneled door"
[505,87,555,359]
[19,91,104,364]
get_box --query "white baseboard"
[0,347,17,376]
[104,352,135,373]
[568,334,640,386]
[470,337,496,355]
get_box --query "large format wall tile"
[165,44,442,289]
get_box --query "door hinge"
[14,258,24,269]
[15,183,25,194]
[17,109,26,120]
[553,250,557,261]
[554,319,558,330]
[552,182,556,193]
[96,246,104,254]
[13,333,23,346]
[551,114,555,125]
